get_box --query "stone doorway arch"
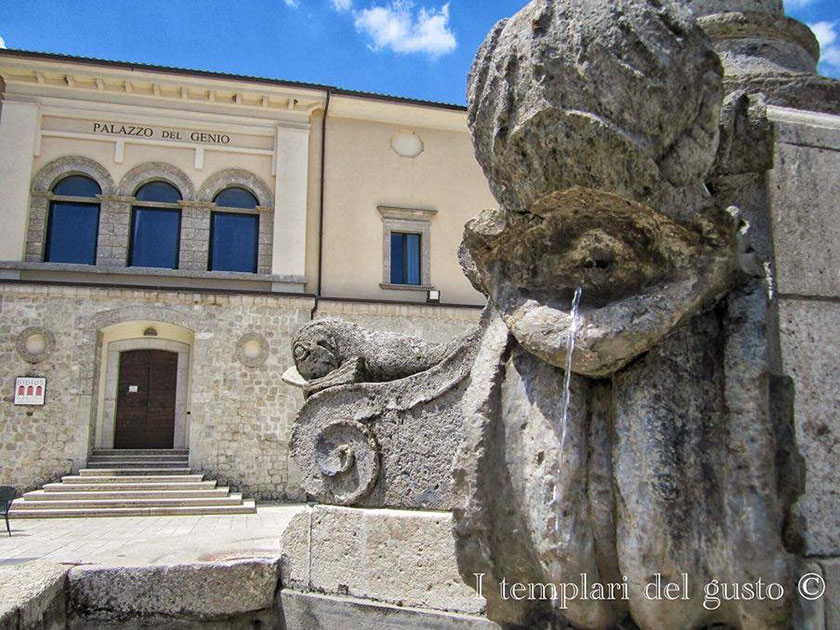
[94,321,194,450]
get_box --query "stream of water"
[553,286,583,536]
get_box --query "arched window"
[129,181,182,269]
[209,187,259,273]
[45,175,102,264]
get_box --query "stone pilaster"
[178,201,212,271]
[96,195,132,267]
[256,206,273,275]
[24,192,49,262]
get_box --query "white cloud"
[0,35,5,49]
[331,0,352,11]
[810,21,840,70]
[284,0,300,7]
[353,1,456,57]
[785,0,818,9]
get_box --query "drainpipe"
[316,89,331,304]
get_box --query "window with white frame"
[378,206,436,290]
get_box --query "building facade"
[0,50,495,499]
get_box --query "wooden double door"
[114,349,178,449]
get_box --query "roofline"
[0,48,468,112]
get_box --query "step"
[44,481,217,492]
[27,488,229,500]
[63,474,205,484]
[91,449,189,456]
[85,461,188,469]
[12,494,245,510]
[8,500,257,519]
[88,455,189,462]
[78,468,193,476]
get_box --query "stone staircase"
[9,449,256,518]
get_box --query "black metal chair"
[0,486,15,537]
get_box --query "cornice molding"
[0,60,326,116]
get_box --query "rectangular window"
[129,207,181,269]
[45,201,99,265]
[390,232,422,285]
[209,212,259,273]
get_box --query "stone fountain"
[284,1,837,628]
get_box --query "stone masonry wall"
[0,283,481,500]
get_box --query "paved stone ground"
[0,503,305,567]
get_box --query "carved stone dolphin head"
[464,187,738,376]
[291,321,341,381]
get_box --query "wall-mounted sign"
[91,122,231,145]
[14,377,46,405]
[41,116,276,151]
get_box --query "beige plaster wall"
[0,100,40,262]
[321,115,495,305]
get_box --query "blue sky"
[0,0,837,106]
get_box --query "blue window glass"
[214,187,258,209]
[129,208,181,268]
[135,181,181,203]
[45,175,101,264]
[45,202,100,264]
[390,232,421,285]
[209,212,259,273]
[53,174,101,197]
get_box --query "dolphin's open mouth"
[282,364,308,388]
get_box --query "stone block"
[281,505,485,615]
[779,299,840,555]
[279,590,499,630]
[307,506,366,594]
[281,509,312,589]
[68,559,279,620]
[0,561,68,630]
[820,557,840,630]
[770,120,840,297]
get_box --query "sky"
[0,0,838,106]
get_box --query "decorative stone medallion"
[236,333,269,367]
[16,327,56,363]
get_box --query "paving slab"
[0,503,305,567]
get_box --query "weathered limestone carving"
[286,318,463,397]
[464,188,740,376]
[287,318,482,508]
[449,1,803,628]
[688,0,840,114]
[287,1,809,628]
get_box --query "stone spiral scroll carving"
[299,419,381,505]
[287,319,484,509]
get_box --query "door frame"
[99,338,191,449]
